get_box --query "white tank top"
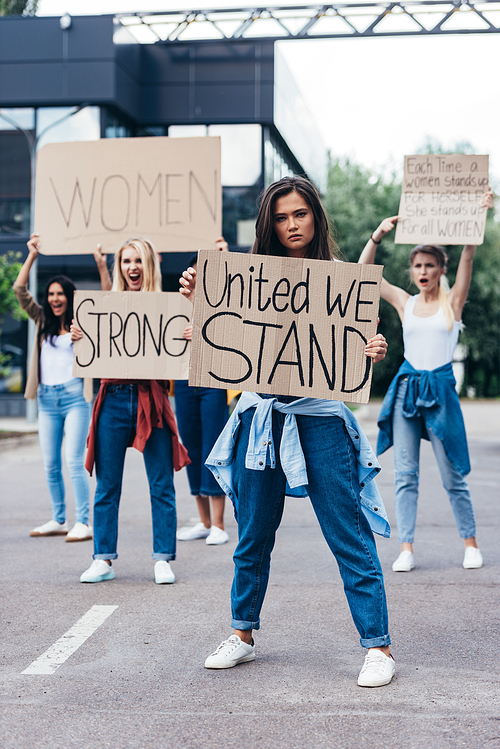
[403,295,460,371]
[40,333,75,385]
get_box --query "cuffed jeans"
[175,381,228,497]
[230,408,391,649]
[93,384,176,561]
[37,378,90,525]
[393,378,476,543]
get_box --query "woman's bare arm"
[358,216,409,321]
[449,188,494,319]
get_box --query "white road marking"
[22,604,118,675]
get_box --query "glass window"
[105,109,134,138]
[208,124,262,187]
[0,109,34,237]
[168,125,208,138]
[222,185,260,246]
[36,106,100,149]
[0,108,35,132]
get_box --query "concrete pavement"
[1,401,499,749]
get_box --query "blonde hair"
[410,244,454,332]
[112,237,162,293]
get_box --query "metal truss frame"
[115,2,500,44]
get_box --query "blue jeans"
[175,381,228,497]
[37,379,90,525]
[393,378,476,543]
[93,384,176,561]
[230,408,390,649]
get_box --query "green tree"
[0,0,38,15]
[324,155,499,398]
[0,252,26,375]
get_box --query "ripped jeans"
[392,378,476,543]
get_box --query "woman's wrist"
[370,233,382,245]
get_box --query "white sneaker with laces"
[154,561,175,584]
[205,635,255,669]
[80,559,115,583]
[176,522,211,541]
[392,550,414,572]
[65,522,93,542]
[206,526,229,545]
[463,547,483,569]
[358,650,395,687]
[29,520,68,537]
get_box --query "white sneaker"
[205,635,255,669]
[358,650,395,687]
[206,526,229,545]
[65,523,93,542]
[392,551,414,572]
[154,561,175,584]
[29,520,68,537]
[176,522,210,541]
[80,560,115,583]
[463,547,483,569]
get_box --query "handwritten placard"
[35,136,221,254]
[189,251,382,404]
[395,154,489,245]
[72,291,192,380]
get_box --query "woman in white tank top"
[358,188,493,573]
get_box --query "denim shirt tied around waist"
[206,391,390,539]
[377,359,470,476]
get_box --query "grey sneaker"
[204,635,255,669]
[358,651,395,687]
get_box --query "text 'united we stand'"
[189,251,383,404]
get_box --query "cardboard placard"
[72,291,192,380]
[395,154,489,246]
[35,136,221,254]
[189,251,382,404]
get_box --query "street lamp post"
[0,104,90,422]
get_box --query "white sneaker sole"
[65,535,93,543]
[205,652,255,669]
[80,571,115,583]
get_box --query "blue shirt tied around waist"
[206,391,390,538]
[377,359,470,476]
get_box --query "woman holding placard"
[73,237,189,585]
[179,176,396,688]
[358,187,494,573]
[14,234,92,542]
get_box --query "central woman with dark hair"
[180,176,395,688]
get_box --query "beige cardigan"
[13,283,93,403]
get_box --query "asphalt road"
[1,401,499,749]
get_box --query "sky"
[36,0,500,184]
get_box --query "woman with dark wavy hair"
[359,187,494,573]
[180,175,396,688]
[14,234,92,542]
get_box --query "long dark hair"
[251,176,339,260]
[39,275,75,346]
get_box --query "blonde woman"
[358,188,494,572]
[72,238,189,584]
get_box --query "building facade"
[0,14,326,412]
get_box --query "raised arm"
[358,216,409,322]
[16,233,39,287]
[94,244,112,291]
[449,188,494,319]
